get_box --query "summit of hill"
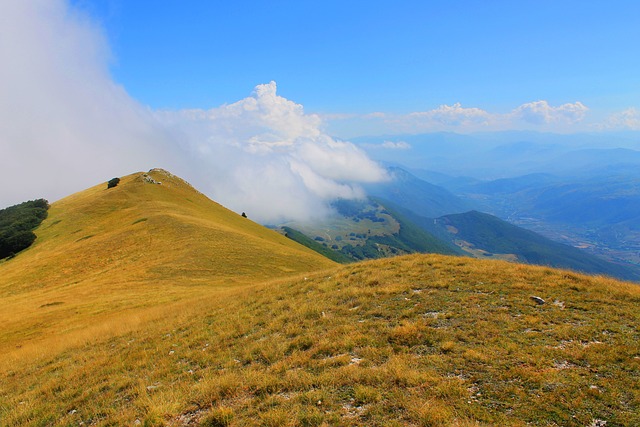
[0,169,335,353]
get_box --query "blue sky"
[1,0,639,216]
[72,0,640,131]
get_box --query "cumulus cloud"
[600,107,640,130]
[511,100,588,125]
[408,103,491,127]
[163,82,388,223]
[361,141,411,150]
[326,100,591,136]
[0,0,387,224]
[353,103,493,134]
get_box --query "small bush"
[353,385,381,404]
[107,177,120,189]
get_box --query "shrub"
[107,177,120,189]
[0,199,49,259]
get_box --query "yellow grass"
[1,171,639,426]
[0,169,335,357]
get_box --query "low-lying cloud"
[0,0,175,206]
[160,82,388,223]
[327,101,594,136]
[0,0,387,223]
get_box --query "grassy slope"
[283,198,460,262]
[281,226,353,263]
[435,210,640,282]
[2,254,639,426]
[372,198,462,256]
[0,169,335,356]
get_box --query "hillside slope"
[281,197,460,262]
[364,166,474,218]
[0,169,335,353]
[2,254,638,426]
[431,210,640,282]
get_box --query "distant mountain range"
[355,131,640,179]
[347,131,640,279]
[282,166,640,282]
[431,210,640,282]
[279,197,461,262]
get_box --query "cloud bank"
[333,100,592,135]
[161,82,387,223]
[0,0,386,223]
[0,0,174,205]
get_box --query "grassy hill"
[364,166,473,218]
[1,171,639,426]
[429,210,640,282]
[280,198,459,262]
[2,254,639,426]
[0,169,335,356]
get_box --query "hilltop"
[0,169,335,354]
[1,170,639,426]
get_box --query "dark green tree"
[0,199,49,259]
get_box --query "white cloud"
[361,140,411,150]
[511,100,588,125]
[161,82,388,223]
[326,100,592,137]
[0,0,175,206]
[408,103,491,127]
[382,141,411,150]
[0,1,387,224]
[600,107,640,130]
[352,103,493,134]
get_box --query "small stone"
[530,296,545,305]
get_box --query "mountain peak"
[0,170,335,352]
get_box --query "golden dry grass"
[1,171,639,426]
[0,169,335,358]
[2,253,639,426]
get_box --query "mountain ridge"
[0,168,335,354]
